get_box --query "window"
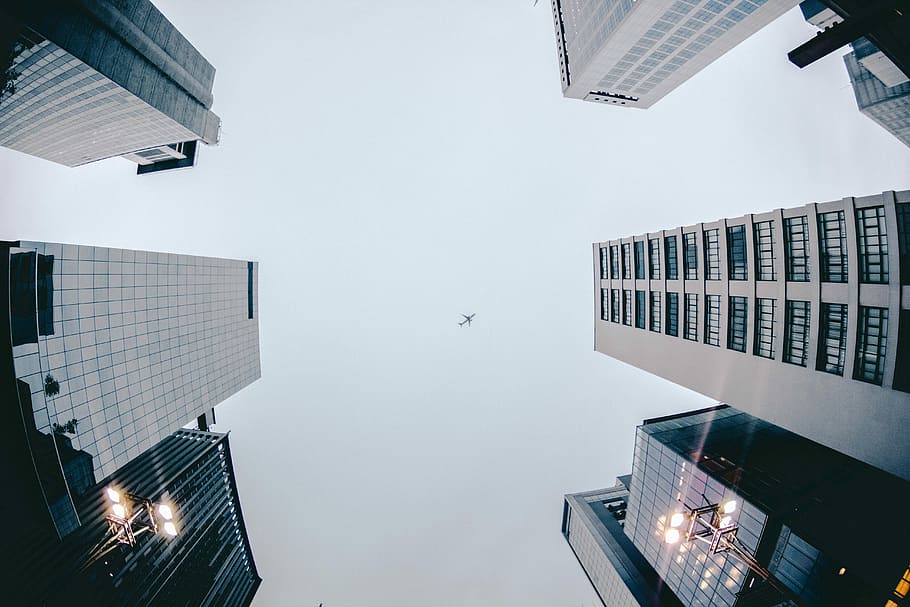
[818,210,847,282]
[666,292,679,337]
[896,309,910,393]
[684,293,698,341]
[754,298,775,359]
[817,303,847,375]
[665,235,679,280]
[727,296,748,352]
[610,244,620,279]
[599,247,609,280]
[705,295,720,346]
[623,290,632,326]
[753,221,776,281]
[634,241,645,280]
[856,206,889,284]
[10,252,38,346]
[897,203,910,285]
[649,238,661,279]
[248,261,254,319]
[635,291,646,328]
[650,292,661,332]
[704,229,720,280]
[622,243,632,280]
[727,225,747,280]
[784,301,811,367]
[37,254,54,336]
[601,289,609,321]
[784,216,810,281]
[854,306,888,384]
[610,289,620,322]
[683,233,698,280]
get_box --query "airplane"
[458,313,475,327]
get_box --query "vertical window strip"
[784,216,810,282]
[754,298,776,359]
[247,261,254,319]
[650,291,662,332]
[634,241,646,280]
[683,233,698,280]
[610,244,620,279]
[601,288,609,321]
[817,302,847,375]
[784,300,810,367]
[623,290,632,326]
[705,295,721,346]
[600,247,609,280]
[665,235,678,280]
[635,290,646,329]
[854,306,889,384]
[649,238,661,280]
[753,221,776,281]
[622,243,632,280]
[727,296,748,352]
[727,225,747,280]
[704,229,720,280]
[684,293,698,341]
[666,292,679,337]
[818,210,848,282]
[896,203,910,285]
[611,289,620,322]
[856,206,889,284]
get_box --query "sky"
[2,1,910,605]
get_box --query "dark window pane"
[727,225,747,280]
[754,298,775,359]
[622,243,632,280]
[784,216,810,281]
[705,295,720,346]
[666,292,679,337]
[611,289,620,322]
[753,221,776,281]
[10,251,38,346]
[704,229,720,280]
[601,288,609,321]
[854,306,888,384]
[247,261,254,319]
[897,203,910,285]
[623,290,632,326]
[784,301,810,367]
[635,290,646,329]
[649,238,661,280]
[683,233,698,280]
[650,291,661,332]
[610,244,620,279]
[817,303,848,375]
[665,235,678,280]
[818,210,848,282]
[856,206,889,284]
[684,293,698,341]
[894,309,910,393]
[634,241,645,280]
[599,247,609,280]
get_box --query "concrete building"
[0,0,220,173]
[547,0,797,108]
[562,479,684,606]
[565,406,910,606]
[1,240,260,539]
[592,189,910,480]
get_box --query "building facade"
[593,189,910,480]
[1,240,260,540]
[0,0,220,172]
[548,0,797,108]
[563,479,685,606]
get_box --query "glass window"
[817,303,847,375]
[705,295,720,346]
[683,233,698,280]
[855,206,889,284]
[897,203,910,285]
[611,289,620,322]
[10,251,38,346]
[895,309,910,393]
[727,225,747,280]
[666,292,679,337]
[37,254,55,336]
[609,244,620,279]
[601,288,609,321]
[854,306,888,384]
[634,241,645,280]
[623,290,632,326]
[754,298,775,359]
[247,261,254,319]
[622,243,632,280]
[650,291,661,332]
[784,300,811,367]
[784,216,810,282]
[728,296,748,352]
[704,229,720,280]
[665,235,678,280]
[649,238,661,280]
[599,247,609,280]
[635,290,646,329]
[753,220,776,281]
[684,293,698,341]
[818,210,848,282]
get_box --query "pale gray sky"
[2,2,909,605]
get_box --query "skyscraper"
[592,189,910,480]
[547,0,797,108]
[1,240,260,539]
[564,406,910,606]
[0,0,220,173]
[12,429,261,606]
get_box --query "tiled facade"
[593,190,910,481]
[5,240,259,536]
[548,0,797,108]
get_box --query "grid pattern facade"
[593,190,910,481]
[9,241,260,487]
[0,37,197,167]
[843,48,910,149]
[650,291,662,333]
[549,0,798,108]
[854,306,888,384]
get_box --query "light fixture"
[670,512,685,528]
[158,504,173,520]
[722,500,737,514]
[111,503,127,518]
[106,488,121,503]
[720,516,732,528]
[163,521,178,536]
[664,528,680,544]
[838,567,846,576]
